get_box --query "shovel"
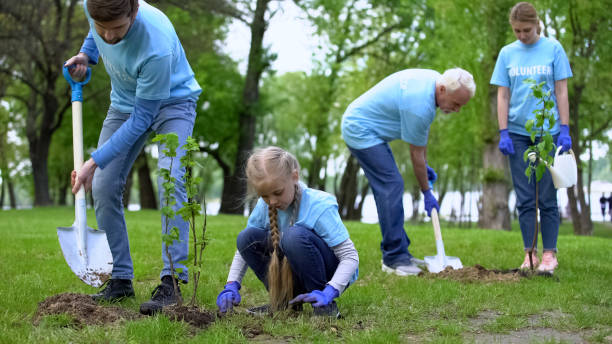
[425,208,463,273]
[57,66,113,287]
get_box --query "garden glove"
[498,129,515,155]
[216,281,241,313]
[289,284,339,307]
[556,124,572,153]
[426,165,437,185]
[423,189,439,217]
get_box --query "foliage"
[176,137,209,306]
[522,78,556,182]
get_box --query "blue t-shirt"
[490,36,572,136]
[80,0,201,113]
[246,184,358,285]
[341,69,439,149]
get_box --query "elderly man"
[341,68,476,276]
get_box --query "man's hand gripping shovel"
[57,66,113,287]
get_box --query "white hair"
[440,68,476,97]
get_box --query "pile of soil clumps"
[162,305,215,328]
[33,293,142,326]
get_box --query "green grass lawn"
[1,207,611,343]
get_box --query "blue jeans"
[92,100,196,281]
[348,143,413,266]
[508,132,559,252]
[237,225,339,294]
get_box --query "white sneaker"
[410,257,427,267]
[382,261,422,276]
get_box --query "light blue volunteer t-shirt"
[80,0,201,113]
[247,183,358,284]
[341,69,439,150]
[490,36,572,136]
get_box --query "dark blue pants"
[508,133,559,252]
[348,143,413,266]
[237,225,339,294]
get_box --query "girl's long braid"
[267,183,301,311]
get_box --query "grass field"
[0,207,611,343]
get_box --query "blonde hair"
[440,68,476,98]
[509,2,542,35]
[246,146,301,311]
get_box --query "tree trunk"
[410,184,420,222]
[136,151,157,209]
[479,88,511,230]
[219,0,270,215]
[8,179,17,209]
[566,85,593,235]
[337,155,362,220]
[0,178,4,209]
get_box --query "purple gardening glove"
[423,189,439,217]
[289,284,339,307]
[498,129,515,155]
[426,165,437,185]
[556,124,572,153]
[216,281,241,313]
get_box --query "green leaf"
[525,165,532,178]
[524,119,534,132]
[536,163,547,181]
[545,100,555,110]
[531,131,536,143]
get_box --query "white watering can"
[528,147,577,189]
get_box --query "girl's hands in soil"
[216,281,241,313]
[290,285,339,307]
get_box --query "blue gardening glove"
[423,189,439,217]
[426,165,437,185]
[556,124,572,153]
[216,281,241,313]
[498,129,515,155]
[289,284,339,308]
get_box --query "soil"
[419,264,557,283]
[33,293,142,326]
[162,304,215,328]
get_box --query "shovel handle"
[431,208,442,242]
[64,65,89,201]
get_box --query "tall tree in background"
[295,0,428,218]
[0,0,88,206]
[540,0,612,235]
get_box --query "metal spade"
[425,208,463,273]
[57,66,112,287]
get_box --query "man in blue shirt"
[341,68,475,276]
[65,0,201,315]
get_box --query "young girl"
[491,2,572,273]
[216,146,359,317]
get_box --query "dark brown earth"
[162,304,215,328]
[33,293,142,326]
[419,264,555,282]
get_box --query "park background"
[1,0,611,233]
[1,1,612,343]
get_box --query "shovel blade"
[424,254,463,273]
[57,225,113,287]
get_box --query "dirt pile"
[33,293,142,326]
[162,305,215,328]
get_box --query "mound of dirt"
[33,293,142,326]
[420,264,523,283]
[162,305,215,328]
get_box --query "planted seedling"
[152,133,183,306]
[522,78,556,271]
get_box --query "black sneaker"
[91,279,135,303]
[246,303,303,315]
[139,275,182,315]
[313,301,341,318]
